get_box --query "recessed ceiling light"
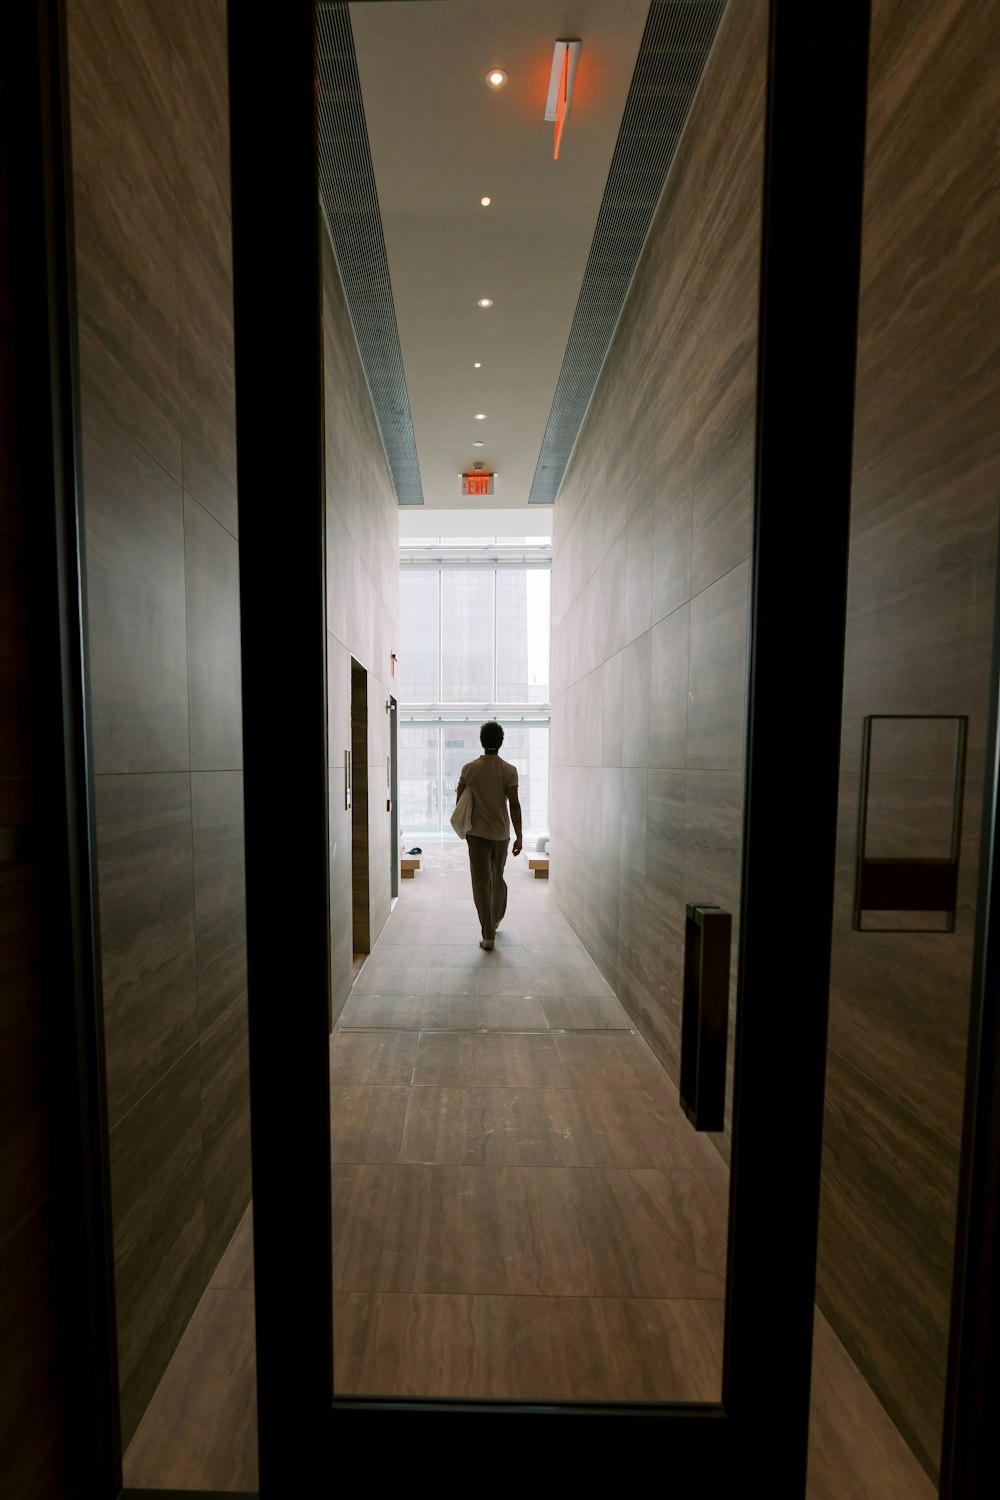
[477,297,493,308]
[473,440,485,447]
[473,361,482,369]
[480,196,492,207]
[474,413,487,420]
[486,68,508,89]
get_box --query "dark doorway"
[388,695,399,900]
[350,658,370,962]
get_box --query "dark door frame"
[389,695,399,900]
[2,0,120,1492]
[227,1,874,1490]
[349,656,371,955]
[25,0,1000,1496]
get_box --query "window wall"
[400,723,549,843]
[398,543,550,842]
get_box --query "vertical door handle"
[680,903,731,1131]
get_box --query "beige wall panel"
[68,0,249,1446]
[816,0,1000,1475]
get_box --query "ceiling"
[348,0,651,510]
[322,2,726,512]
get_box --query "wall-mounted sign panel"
[461,472,495,497]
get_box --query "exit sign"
[461,472,495,497]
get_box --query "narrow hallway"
[331,841,727,1401]
[122,843,936,1492]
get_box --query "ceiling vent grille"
[317,3,424,504]
[528,0,726,503]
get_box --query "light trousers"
[466,834,509,941]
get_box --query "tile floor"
[123,842,934,1495]
[331,842,727,1394]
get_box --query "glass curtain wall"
[399,543,550,843]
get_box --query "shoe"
[479,939,494,951]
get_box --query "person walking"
[455,720,523,950]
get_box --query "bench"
[400,857,421,879]
[527,856,549,879]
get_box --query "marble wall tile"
[184,499,242,770]
[327,634,350,769]
[622,633,651,769]
[551,0,761,1192]
[581,668,603,769]
[852,1,998,489]
[616,868,678,1076]
[198,997,251,1273]
[601,652,624,768]
[581,765,602,851]
[190,771,246,1035]
[178,240,237,538]
[828,777,972,1148]
[623,501,654,645]
[83,408,189,774]
[682,771,743,918]
[329,771,353,1025]
[813,0,1000,1467]
[95,773,198,1127]
[816,1052,960,1475]
[648,606,690,769]
[580,569,606,682]
[211,1206,254,1291]
[688,13,762,599]
[323,229,399,992]
[602,525,628,661]
[691,366,755,599]
[686,562,749,772]
[684,769,742,1156]
[173,0,237,536]
[619,768,647,882]
[839,456,997,763]
[326,503,351,648]
[651,437,694,627]
[595,768,623,984]
[68,0,182,477]
[643,769,688,1069]
[109,1044,206,1446]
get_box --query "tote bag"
[450,787,474,838]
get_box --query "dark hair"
[480,720,504,751]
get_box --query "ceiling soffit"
[321,2,727,509]
[529,0,727,502]
[317,2,424,504]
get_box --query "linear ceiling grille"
[316,3,424,504]
[528,0,726,503]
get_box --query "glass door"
[227,1,875,1491]
[806,0,1000,1485]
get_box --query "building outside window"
[398,538,550,843]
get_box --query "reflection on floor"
[123,843,934,1495]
